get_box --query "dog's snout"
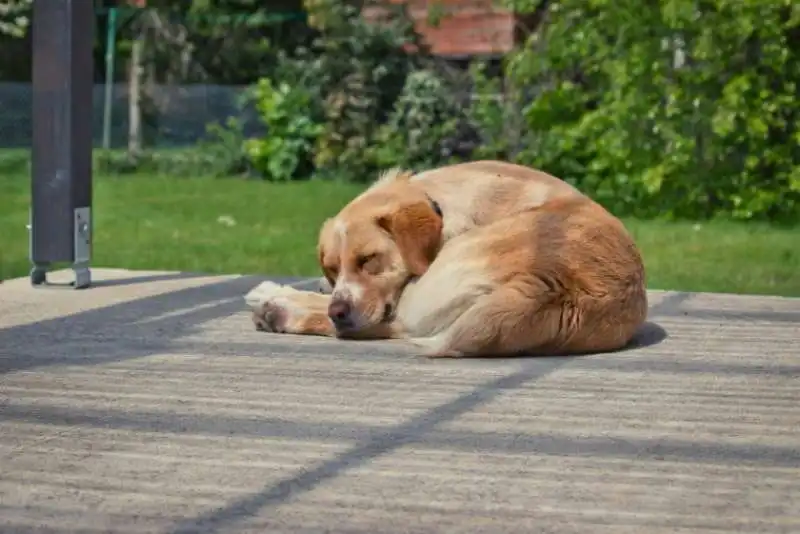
[328,299,353,329]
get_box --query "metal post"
[30,0,94,289]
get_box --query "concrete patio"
[1,268,798,533]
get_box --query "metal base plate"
[29,207,92,289]
[30,263,92,289]
[73,207,91,264]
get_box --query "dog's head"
[317,169,443,334]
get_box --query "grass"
[1,171,799,297]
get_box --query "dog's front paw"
[245,282,298,333]
[244,281,297,309]
[252,300,290,333]
[244,281,334,337]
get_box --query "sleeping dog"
[245,160,647,357]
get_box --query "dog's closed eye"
[357,253,381,274]
[356,254,374,268]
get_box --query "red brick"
[362,0,523,56]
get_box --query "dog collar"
[427,195,443,218]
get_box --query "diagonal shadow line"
[0,276,255,336]
[0,298,245,374]
[0,274,309,337]
[0,275,299,375]
[6,401,799,468]
[77,271,213,288]
[168,291,691,534]
[169,357,569,534]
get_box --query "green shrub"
[467,61,517,161]
[368,69,462,170]
[505,0,800,222]
[202,117,252,177]
[213,0,420,181]
[243,78,322,181]
[299,0,420,180]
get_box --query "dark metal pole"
[30,0,94,289]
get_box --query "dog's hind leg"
[407,278,567,358]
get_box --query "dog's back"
[410,160,584,241]
[389,161,648,356]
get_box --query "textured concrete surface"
[1,268,799,533]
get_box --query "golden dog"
[245,160,647,357]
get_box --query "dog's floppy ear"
[316,218,331,263]
[377,200,443,277]
[317,217,337,283]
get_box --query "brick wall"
[363,0,520,57]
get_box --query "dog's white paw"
[407,335,463,358]
[246,281,327,334]
[244,281,299,310]
[246,282,300,333]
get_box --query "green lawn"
[1,172,798,297]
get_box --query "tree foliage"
[243,77,322,180]
[234,0,800,221]
[107,0,310,84]
[5,0,793,222]
[0,0,30,38]
[241,0,472,181]
[298,0,420,179]
[504,0,800,221]
[367,69,463,170]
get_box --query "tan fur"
[368,167,415,191]
[249,160,648,357]
[376,200,443,277]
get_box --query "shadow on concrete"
[613,292,691,352]
[3,279,791,533]
[20,272,212,290]
[161,291,739,534]
[624,321,669,350]
[168,355,574,534]
[0,274,304,375]
[89,271,215,288]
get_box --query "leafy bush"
[299,0,420,180]
[368,69,463,170]
[87,117,250,178]
[243,78,322,181]
[467,61,518,161]
[100,0,798,224]
[212,0,423,181]
[505,0,800,221]
[203,117,252,177]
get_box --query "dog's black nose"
[328,299,353,329]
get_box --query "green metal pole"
[101,7,117,150]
